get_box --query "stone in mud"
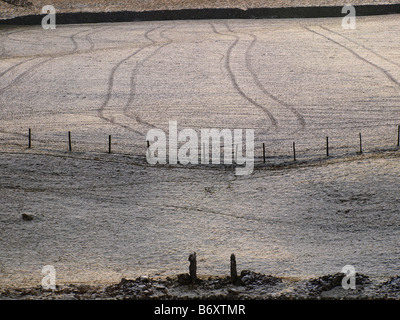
[227,288,239,296]
[119,278,135,285]
[240,270,282,286]
[103,277,157,298]
[154,284,167,293]
[142,289,153,296]
[306,273,370,294]
[177,273,191,285]
[378,276,400,292]
[21,213,34,221]
[138,276,149,283]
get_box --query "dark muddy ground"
[2,270,400,300]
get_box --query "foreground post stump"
[230,253,238,283]
[188,252,197,284]
[398,125,400,147]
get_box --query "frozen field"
[1,15,400,158]
[1,15,400,288]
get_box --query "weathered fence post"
[188,252,197,284]
[293,142,296,161]
[108,135,112,154]
[326,136,329,157]
[28,128,31,149]
[230,253,238,284]
[262,143,266,163]
[68,131,72,152]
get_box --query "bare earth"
[1,0,400,20]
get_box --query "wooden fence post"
[28,128,31,149]
[188,252,197,284]
[68,131,72,152]
[230,253,238,284]
[326,136,329,157]
[262,143,266,163]
[293,142,296,161]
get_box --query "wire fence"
[0,124,399,167]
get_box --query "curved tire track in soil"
[0,57,37,78]
[0,28,101,83]
[97,25,165,136]
[305,26,400,89]
[209,22,278,130]
[0,28,32,56]
[0,57,52,94]
[319,26,400,69]
[236,27,306,130]
[4,27,102,51]
[85,29,97,51]
[0,29,7,56]
[0,28,101,142]
[123,26,175,130]
[0,26,111,88]
[0,28,93,95]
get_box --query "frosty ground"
[1,15,400,298]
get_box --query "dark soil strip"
[0,4,400,25]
